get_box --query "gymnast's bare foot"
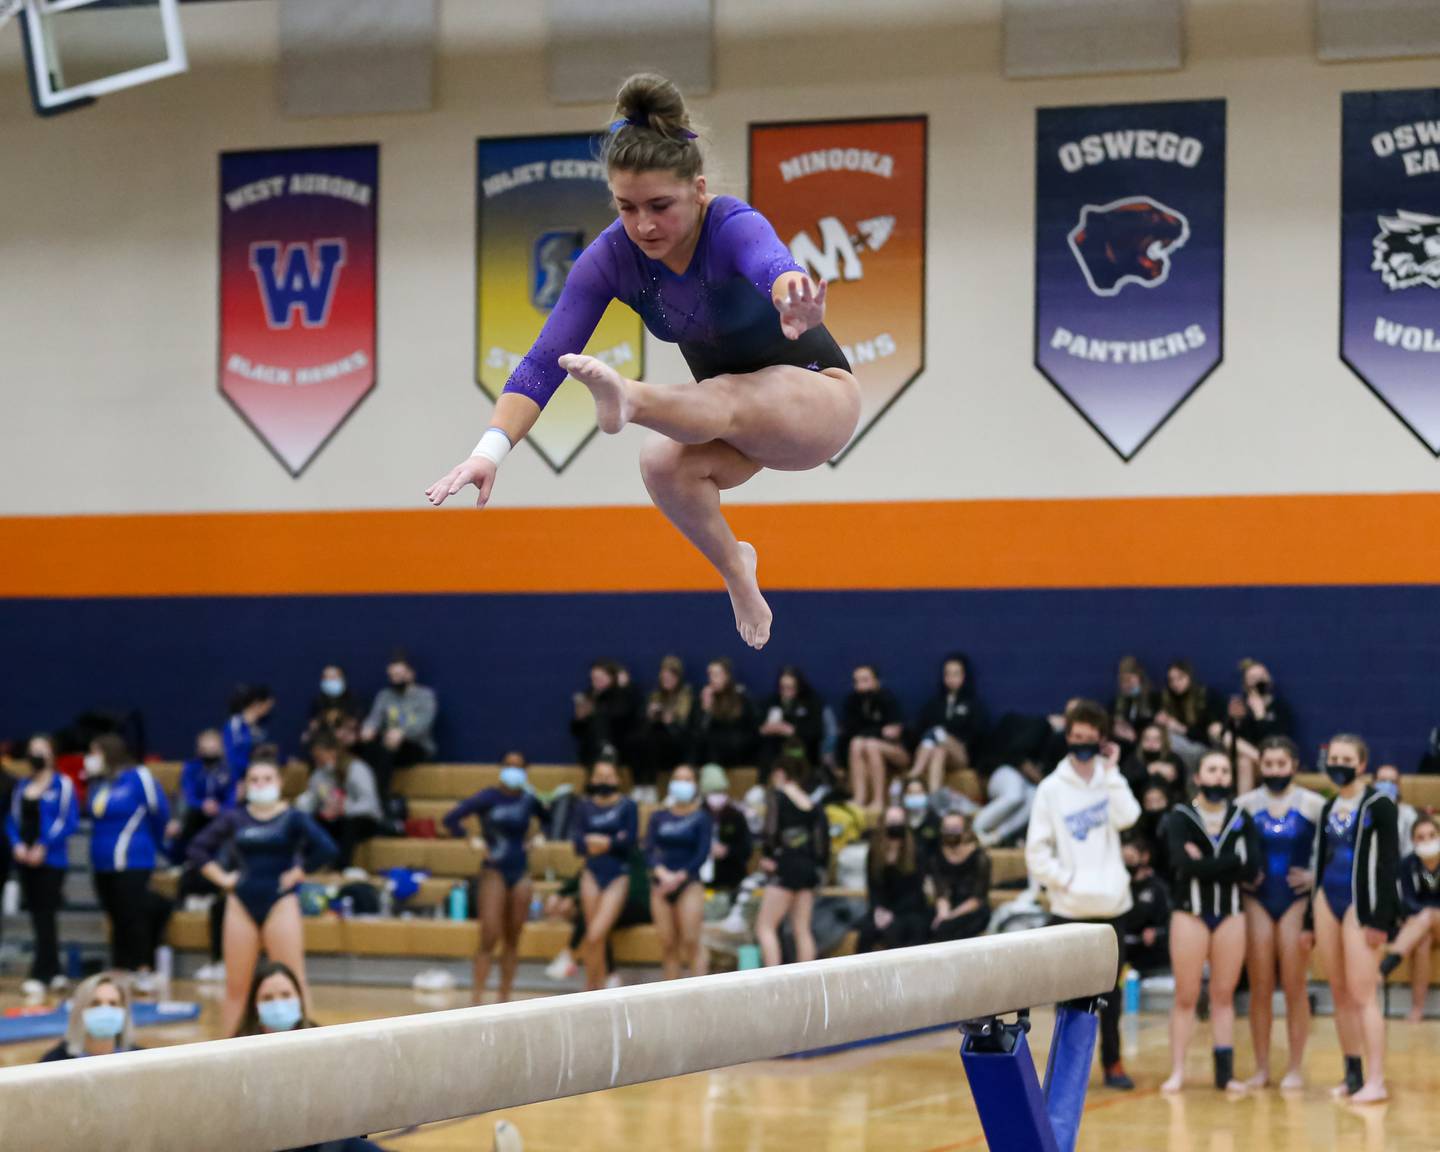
[560,353,634,434]
[1348,1080,1388,1105]
[1279,1069,1305,1091]
[1160,1072,1184,1094]
[727,542,772,650]
[1245,1069,1270,1090]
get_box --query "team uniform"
[1165,801,1261,930]
[90,766,172,971]
[443,788,547,888]
[572,796,640,889]
[188,807,338,927]
[1309,787,1401,931]
[644,805,714,902]
[1237,785,1325,921]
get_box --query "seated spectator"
[172,728,237,853]
[1156,660,1219,770]
[303,664,362,747]
[296,731,384,870]
[542,847,653,985]
[236,960,318,1036]
[1110,656,1159,759]
[361,652,438,798]
[224,684,276,775]
[757,665,825,770]
[40,973,140,1061]
[900,778,942,869]
[1374,763,1418,855]
[627,655,693,796]
[1137,778,1176,875]
[700,764,753,895]
[1220,659,1293,791]
[909,654,985,794]
[1119,834,1171,975]
[857,804,930,951]
[570,660,640,768]
[1122,723,1176,797]
[928,810,991,942]
[1381,814,1440,1022]
[690,658,759,768]
[841,664,909,816]
[646,765,712,981]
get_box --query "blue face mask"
[668,780,697,805]
[82,1004,126,1040]
[257,997,303,1032]
[1374,780,1399,802]
[499,766,527,791]
[903,794,928,813]
[320,677,345,698]
[1068,742,1101,763]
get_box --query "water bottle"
[379,881,394,919]
[1123,968,1141,1014]
[530,894,543,921]
[155,946,174,1005]
[447,882,468,921]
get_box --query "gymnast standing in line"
[427,73,859,651]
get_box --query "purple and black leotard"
[502,195,850,407]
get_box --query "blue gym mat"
[0,1001,201,1046]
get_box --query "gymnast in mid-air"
[426,73,859,650]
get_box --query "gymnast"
[427,73,859,650]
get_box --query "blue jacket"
[90,767,171,872]
[179,756,238,815]
[5,773,79,869]
[223,715,263,774]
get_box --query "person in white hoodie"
[1025,699,1141,1090]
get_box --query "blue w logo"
[249,240,347,329]
[1063,799,1110,842]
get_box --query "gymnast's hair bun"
[605,73,703,177]
[614,72,692,141]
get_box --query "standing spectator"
[755,746,829,967]
[1156,660,1219,769]
[909,654,985,794]
[570,660,640,768]
[39,973,140,1062]
[361,652,438,798]
[1110,656,1159,760]
[627,655,693,797]
[571,755,640,991]
[757,666,825,770]
[88,734,171,978]
[303,664,362,747]
[296,731,384,870]
[928,810,991,943]
[1025,700,1140,1091]
[1137,779,1176,876]
[173,728,237,853]
[699,764,752,896]
[1381,814,1440,1022]
[236,960,319,1036]
[6,734,78,999]
[224,685,276,776]
[1373,763,1418,855]
[841,664,909,816]
[1118,834,1170,975]
[645,765,712,980]
[857,804,929,951]
[690,658,759,768]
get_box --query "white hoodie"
[1025,757,1141,920]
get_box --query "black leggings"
[19,866,66,983]
[179,868,225,963]
[930,907,990,944]
[94,869,166,971]
[318,814,382,870]
[1048,914,1126,1070]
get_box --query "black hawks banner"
[749,117,927,463]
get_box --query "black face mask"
[1252,681,1272,698]
[1199,784,1230,804]
[884,825,906,840]
[1260,773,1291,794]
[390,679,410,692]
[588,782,618,798]
[201,754,222,769]
[1139,748,1162,763]
[27,753,48,772]
[1326,764,1357,788]
[1068,742,1101,763]
[941,833,965,847]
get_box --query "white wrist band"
[471,427,512,466]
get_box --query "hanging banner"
[476,133,644,473]
[1035,100,1225,460]
[749,116,927,464]
[219,144,378,477]
[1342,88,1440,455]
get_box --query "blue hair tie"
[608,117,698,139]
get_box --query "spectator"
[857,804,929,951]
[6,734,78,1000]
[699,764,752,896]
[1220,659,1293,791]
[224,685,276,776]
[627,655,693,797]
[1025,700,1140,1091]
[188,747,338,1037]
[1156,660,1219,769]
[1137,779,1175,876]
[571,754,640,991]
[303,664,362,747]
[542,847,652,986]
[236,960,318,1036]
[570,660,640,768]
[296,731,384,870]
[1420,726,1440,774]
[1118,834,1170,975]
[1381,814,1440,1022]
[755,745,829,967]
[909,654,985,794]
[1110,656,1159,758]
[690,658,759,768]
[757,665,825,770]
[1121,723,1175,797]
[0,753,11,956]
[362,653,438,798]
[88,734,172,979]
[900,778,942,869]
[841,664,909,816]
[1374,763,1418,855]
[928,810,991,943]
[646,765,712,980]
[39,973,140,1062]
[971,759,1037,851]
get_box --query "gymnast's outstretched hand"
[775,276,826,340]
[426,454,498,509]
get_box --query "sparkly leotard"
[1321,800,1361,919]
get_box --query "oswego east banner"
[476,134,645,473]
[1342,88,1440,454]
[749,117,926,464]
[1035,101,1225,460]
[219,145,378,477]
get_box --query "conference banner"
[219,144,378,477]
[749,116,927,464]
[1342,88,1440,455]
[476,133,644,473]
[1035,101,1225,460]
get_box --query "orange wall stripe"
[4,492,1440,599]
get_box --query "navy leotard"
[573,796,638,888]
[443,788,545,886]
[645,806,713,899]
[1320,801,1361,920]
[1238,786,1323,922]
[188,806,338,926]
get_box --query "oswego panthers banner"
[476,134,644,473]
[1342,88,1440,454]
[749,117,926,464]
[1035,101,1225,460]
[219,145,377,477]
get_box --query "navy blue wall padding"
[0,1002,201,1047]
[1,585,1435,768]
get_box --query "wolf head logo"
[1372,210,1440,291]
[1067,196,1191,297]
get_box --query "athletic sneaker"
[47,975,71,993]
[21,979,46,1004]
[1104,1063,1135,1090]
[604,974,623,989]
[544,949,577,981]
[193,962,226,983]
[493,1120,524,1152]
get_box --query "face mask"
[884,824,906,839]
[1140,748,1162,763]
[1416,841,1440,861]
[941,833,965,847]
[1068,742,1100,763]
[705,792,728,811]
[1260,773,1292,794]
[83,752,103,775]
[247,784,281,806]
[320,677,345,698]
[1123,683,1142,698]
[1199,784,1230,804]
[82,1004,126,1040]
[27,753,47,772]
[389,677,410,691]
[257,997,303,1032]
[1326,764,1357,788]
[1251,680,1272,698]
[200,754,222,769]
[668,780,697,805]
[499,767,528,791]
[902,794,928,813]
[1374,781,1399,803]
[588,782,618,798]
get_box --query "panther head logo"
[1372,210,1440,291]
[1067,196,1191,297]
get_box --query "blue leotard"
[442,788,546,887]
[645,806,713,889]
[573,796,639,888]
[1321,802,1361,920]
[1238,786,1323,922]
[188,806,337,927]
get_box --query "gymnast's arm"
[717,206,825,340]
